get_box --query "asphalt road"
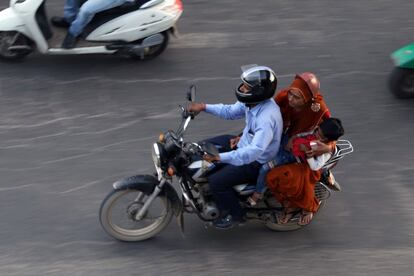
[1,0,414,275]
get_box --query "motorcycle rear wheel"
[264,199,326,231]
[0,31,32,61]
[263,182,329,231]
[389,67,414,99]
[99,188,173,241]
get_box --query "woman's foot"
[247,192,263,206]
[298,210,314,225]
[278,207,300,224]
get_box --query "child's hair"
[319,118,344,141]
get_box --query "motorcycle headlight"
[152,142,162,168]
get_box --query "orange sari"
[266,140,336,212]
[266,162,320,212]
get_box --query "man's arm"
[187,102,245,120]
[219,123,275,166]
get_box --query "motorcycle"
[0,0,183,61]
[389,43,414,98]
[99,86,354,241]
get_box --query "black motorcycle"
[99,86,353,241]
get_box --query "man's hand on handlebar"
[203,153,220,163]
[187,102,206,116]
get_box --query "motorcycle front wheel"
[389,67,414,99]
[99,188,173,241]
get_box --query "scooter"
[389,43,414,98]
[0,0,183,61]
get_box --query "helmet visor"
[240,65,276,87]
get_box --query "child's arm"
[305,140,334,157]
[306,152,332,171]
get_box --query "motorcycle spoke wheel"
[100,189,173,241]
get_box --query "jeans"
[203,135,261,221]
[254,133,296,193]
[64,0,129,37]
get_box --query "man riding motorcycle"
[187,65,283,229]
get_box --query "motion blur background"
[0,0,413,275]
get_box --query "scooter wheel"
[129,32,169,61]
[389,67,414,99]
[0,31,32,61]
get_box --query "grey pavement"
[0,0,414,275]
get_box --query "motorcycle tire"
[264,200,326,232]
[263,181,330,231]
[0,31,32,61]
[99,188,173,241]
[389,67,414,99]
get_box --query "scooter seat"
[82,0,154,38]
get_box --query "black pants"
[204,135,261,221]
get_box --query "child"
[291,133,318,163]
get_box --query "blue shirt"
[205,99,283,166]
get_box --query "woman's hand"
[285,136,295,151]
[305,140,330,157]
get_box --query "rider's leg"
[68,0,128,37]
[64,0,82,22]
[246,164,269,206]
[272,134,296,166]
[208,161,261,223]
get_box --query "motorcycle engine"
[202,202,219,220]
[195,182,220,220]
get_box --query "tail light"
[162,0,183,14]
[175,0,183,11]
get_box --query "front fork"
[134,178,167,220]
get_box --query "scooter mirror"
[187,84,196,102]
